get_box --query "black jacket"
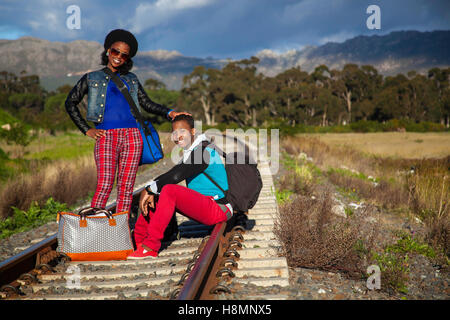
[65,73,172,134]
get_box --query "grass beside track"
[298,132,450,159]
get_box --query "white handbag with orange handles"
[56,207,133,261]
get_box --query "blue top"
[95,74,138,130]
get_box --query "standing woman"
[65,29,188,214]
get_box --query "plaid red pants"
[91,128,143,213]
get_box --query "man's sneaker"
[127,244,158,259]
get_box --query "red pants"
[91,128,142,213]
[134,184,229,252]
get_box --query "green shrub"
[372,251,410,294]
[386,232,437,259]
[0,197,68,239]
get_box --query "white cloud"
[318,30,356,45]
[128,0,216,33]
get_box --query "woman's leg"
[115,128,143,213]
[142,184,228,252]
[91,130,119,209]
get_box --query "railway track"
[0,133,289,300]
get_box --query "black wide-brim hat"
[104,29,138,57]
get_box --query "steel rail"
[177,221,227,300]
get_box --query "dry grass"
[301,132,450,159]
[327,172,409,210]
[0,155,97,219]
[274,188,379,279]
[281,134,450,257]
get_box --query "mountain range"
[0,30,448,91]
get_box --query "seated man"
[127,114,232,259]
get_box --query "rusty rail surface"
[0,235,58,288]
[177,221,227,300]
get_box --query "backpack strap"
[202,171,227,195]
[201,140,227,159]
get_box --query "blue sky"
[0,0,449,59]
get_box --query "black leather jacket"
[65,72,172,135]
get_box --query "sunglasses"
[171,129,190,140]
[109,47,130,61]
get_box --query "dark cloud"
[0,0,448,58]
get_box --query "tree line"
[177,57,450,129]
[1,59,449,136]
[0,71,179,134]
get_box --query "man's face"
[171,120,195,149]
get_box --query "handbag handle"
[78,207,103,216]
[77,207,116,227]
[96,209,116,226]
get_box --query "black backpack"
[201,141,263,212]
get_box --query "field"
[299,132,450,159]
[274,131,449,297]
[0,130,94,160]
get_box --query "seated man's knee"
[160,184,177,196]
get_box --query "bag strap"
[102,67,163,159]
[202,171,227,195]
[201,140,227,159]
[199,140,228,197]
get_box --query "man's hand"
[168,111,191,119]
[86,128,106,140]
[139,189,155,216]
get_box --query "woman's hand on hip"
[86,128,106,140]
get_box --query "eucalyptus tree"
[428,67,450,127]
[181,66,221,125]
[273,66,309,125]
[219,57,263,127]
